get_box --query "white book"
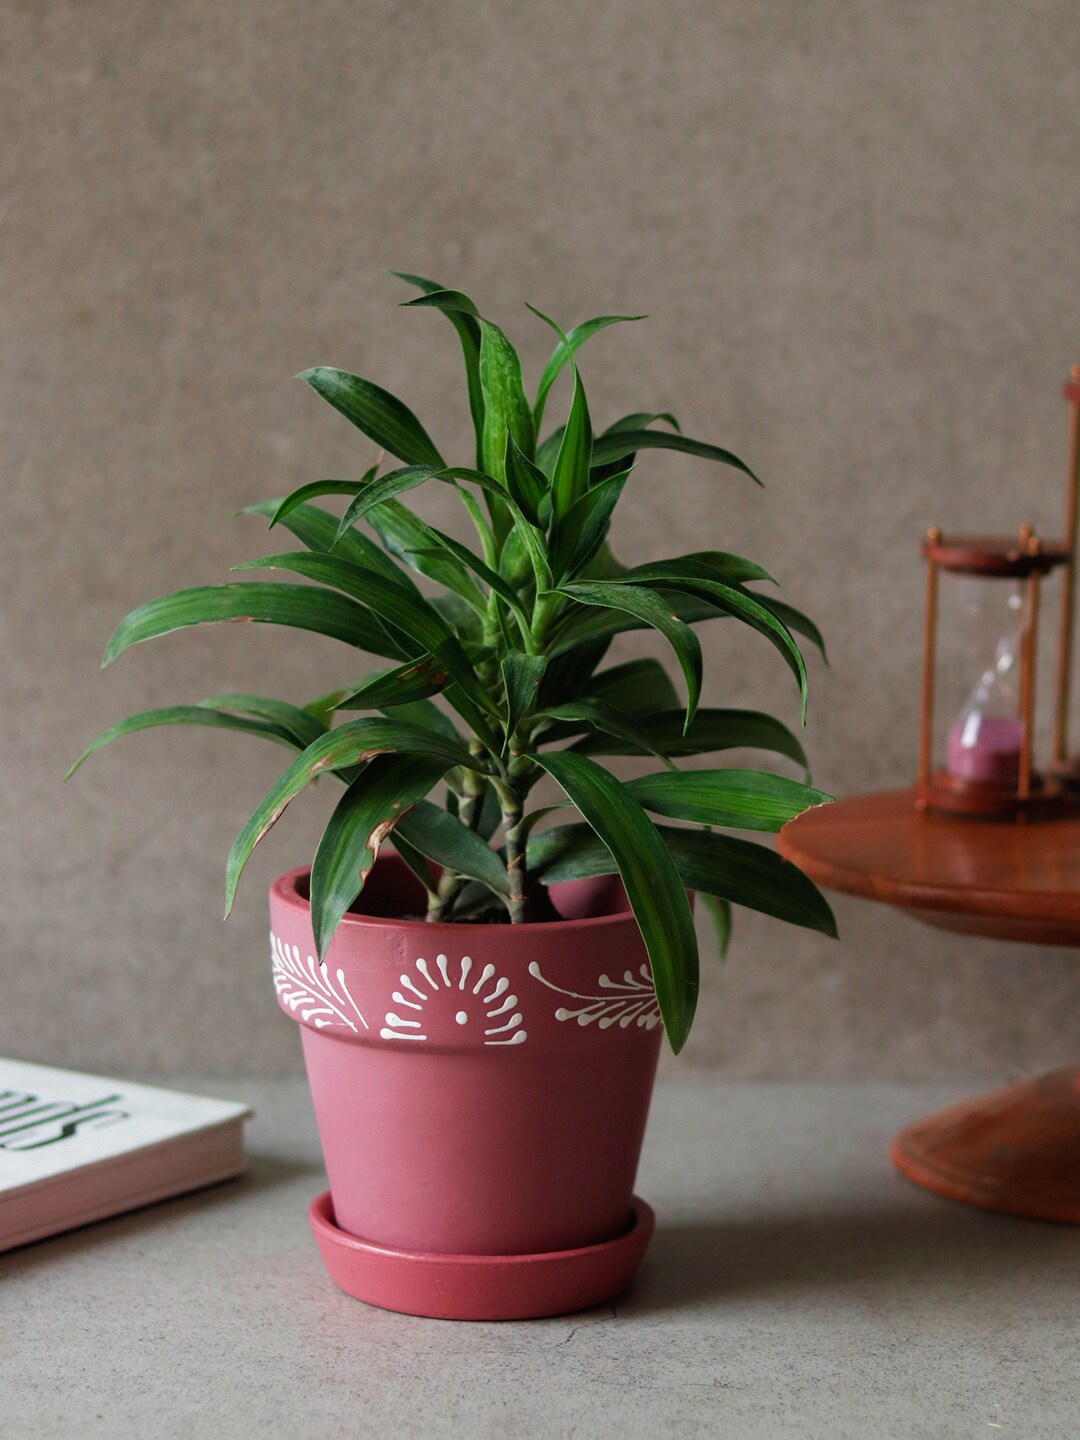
[0,1058,251,1252]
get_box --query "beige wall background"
[4,0,1079,1079]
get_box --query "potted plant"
[71,273,835,1320]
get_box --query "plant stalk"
[425,745,488,923]
[503,795,530,925]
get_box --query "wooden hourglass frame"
[915,524,1068,820]
[1051,365,1080,786]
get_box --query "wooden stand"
[890,1068,1080,1223]
[778,789,1080,1221]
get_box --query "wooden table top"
[777,788,1080,946]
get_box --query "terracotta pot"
[269,855,662,1319]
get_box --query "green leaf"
[474,781,504,841]
[102,583,404,667]
[502,652,548,737]
[535,424,565,478]
[497,523,532,589]
[625,769,832,831]
[417,464,553,594]
[506,514,553,594]
[699,893,732,961]
[666,829,838,937]
[395,800,512,898]
[334,465,446,544]
[530,751,699,1053]
[335,656,451,711]
[581,540,630,580]
[408,297,535,479]
[453,485,498,564]
[66,704,300,779]
[549,589,727,652]
[553,468,630,581]
[528,824,837,938]
[571,707,808,770]
[402,287,479,318]
[583,658,679,715]
[298,368,445,468]
[537,700,673,766]
[381,698,463,743]
[536,636,612,711]
[409,525,529,625]
[570,702,806,771]
[753,595,828,662]
[601,412,681,436]
[504,432,548,526]
[447,880,505,920]
[302,690,350,730]
[243,498,410,583]
[465,498,549,598]
[432,593,485,645]
[233,553,501,733]
[589,428,759,484]
[512,803,565,842]
[388,829,439,900]
[364,498,485,608]
[644,577,808,720]
[392,550,490,616]
[533,313,645,430]
[268,472,374,530]
[225,718,477,915]
[478,320,536,478]
[590,415,680,484]
[557,581,702,728]
[310,755,451,957]
[526,305,592,521]
[621,552,774,587]
[200,693,331,749]
[393,273,485,464]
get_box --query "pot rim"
[270,861,639,935]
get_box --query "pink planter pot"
[269,856,663,1320]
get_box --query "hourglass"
[778,366,1080,1226]
[916,525,1069,819]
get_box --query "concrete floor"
[3,1077,1078,1439]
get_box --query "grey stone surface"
[3,1,1080,1077]
[3,1076,1079,1439]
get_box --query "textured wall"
[4,0,1079,1078]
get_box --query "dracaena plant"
[71,273,836,1052]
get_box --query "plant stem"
[531,591,558,650]
[503,793,530,925]
[425,745,487,923]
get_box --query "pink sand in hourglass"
[946,716,1024,785]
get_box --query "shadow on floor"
[631,1183,1080,1313]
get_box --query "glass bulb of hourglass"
[946,589,1024,786]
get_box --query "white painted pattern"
[270,933,369,1032]
[528,961,662,1030]
[381,954,527,1046]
